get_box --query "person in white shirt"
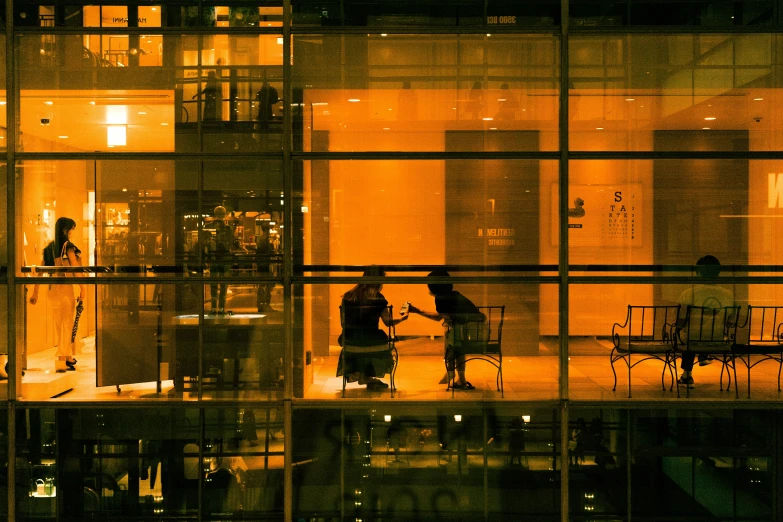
[676,255,735,388]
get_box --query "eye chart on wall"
[551,184,643,247]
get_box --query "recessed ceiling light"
[702,127,711,130]
[138,111,147,115]
[596,127,604,130]
[489,127,497,130]
[625,98,635,101]
[381,34,387,37]
[348,98,360,103]
[704,117,716,121]
[383,127,390,130]
[486,34,491,37]
[44,101,53,105]
[90,101,95,105]
[482,117,494,121]
[57,136,68,139]
[0,101,6,106]
[754,97,764,101]
[160,122,169,126]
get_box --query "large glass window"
[569,34,780,151]
[17,34,283,153]
[296,282,558,401]
[293,34,560,152]
[293,406,561,520]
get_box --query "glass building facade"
[2,0,783,520]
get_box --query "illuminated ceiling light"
[702,127,711,130]
[704,117,716,121]
[138,111,147,115]
[486,34,491,37]
[44,101,53,105]
[522,415,531,423]
[384,415,392,422]
[348,98,360,103]
[454,415,462,422]
[277,37,283,44]
[57,136,68,139]
[754,97,764,101]
[106,105,128,124]
[160,122,169,126]
[107,125,127,147]
[596,127,604,130]
[489,127,497,130]
[381,33,388,37]
[151,7,157,10]
[122,188,128,192]
[482,117,494,121]
[625,98,635,101]
[0,101,6,105]
[89,101,96,105]
[383,127,390,130]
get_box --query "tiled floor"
[10,336,783,403]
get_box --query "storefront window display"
[13,406,283,521]
[292,34,559,152]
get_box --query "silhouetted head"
[54,217,76,248]
[696,255,721,278]
[427,268,453,296]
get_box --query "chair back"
[449,305,504,355]
[626,305,680,343]
[742,305,783,347]
[683,305,740,351]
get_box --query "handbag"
[53,241,71,268]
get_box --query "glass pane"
[293,406,561,520]
[566,158,783,267]
[570,0,627,26]
[203,3,283,27]
[630,409,773,520]
[569,34,780,151]
[299,159,557,271]
[569,409,626,520]
[292,0,484,27]
[630,0,773,26]
[296,282,558,401]
[16,408,57,521]
[202,407,284,518]
[17,34,283,153]
[0,285,6,400]
[293,34,559,151]
[202,158,284,290]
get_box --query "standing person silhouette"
[194,71,222,121]
[29,217,86,372]
[676,255,736,388]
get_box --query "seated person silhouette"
[336,266,409,390]
[676,255,736,388]
[568,197,585,218]
[410,268,484,390]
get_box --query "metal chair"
[675,305,741,398]
[444,305,505,397]
[610,305,680,398]
[731,305,783,398]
